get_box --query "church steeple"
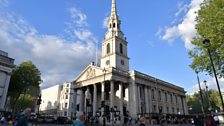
[106,0,123,39]
[101,0,129,71]
[111,0,117,17]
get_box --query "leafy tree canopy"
[187,90,221,114]
[8,61,41,112]
[189,0,224,77]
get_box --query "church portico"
[73,0,188,124]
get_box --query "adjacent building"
[0,50,14,110]
[73,0,188,123]
[40,82,76,117]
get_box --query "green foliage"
[189,0,224,77]
[8,61,41,112]
[187,90,221,114]
[14,94,36,112]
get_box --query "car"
[56,116,71,124]
[44,116,55,123]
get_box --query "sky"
[0,0,223,94]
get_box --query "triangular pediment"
[74,64,104,83]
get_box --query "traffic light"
[37,94,42,105]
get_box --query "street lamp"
[204,80,212,112]
[203,38,224,111]
[101,101,106,126]
[196,71,205,115]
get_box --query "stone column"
[0,72,11,109]
[110,80,115,121]
[148,87,152,113]
[119,83,124,124]
[93,84,97,116]
[155,89,159,113]
[74,89,77,114]
[128,79,138,119]
[144,86,149,113]
[79,89,84,112]
[101,82,105,115]
[85,87,91,115]
[137,85,141,114]
[110,80,115,108]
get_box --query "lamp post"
[196,71,205,115]
[101,101,106,126]
[204,80,212,112]
[203,38,224,111]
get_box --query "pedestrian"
[213,115,219,126]
[16,108,31,126]
[161,120,168,126]
[73,112,85,126]
[204,115,216,126]
[139,117,145,126]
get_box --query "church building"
[73,0,188,122]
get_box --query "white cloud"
[187,78,224,95]
[103,16,109,29]
[159,0,203,50]
[0,7,98,88]
[161,26,179,43]
[74,29,92,41]
[69,7,87,27]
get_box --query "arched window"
[120,43,123,54]
[107,43,110,54]
[110,24,112,28]
[113,23,116,28]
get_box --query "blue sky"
[1,0,223,93]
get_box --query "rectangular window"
[159,91,161,101]
[167,107,169,113]
[106,93,109,100]
[64,111,67,116]
[152,89,155,99]
[175,95,178,104]
[65,103,68,108]
[171,94,173,103]
[165,92,167,101]
[153,105,156,112]
[65,95,68,99]
[172,107,175,113]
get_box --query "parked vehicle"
[56,116,71,124]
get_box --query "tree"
[14,94,36,112]
[8,61,41,112]
[187,90,221,114]
[188,0,224,77]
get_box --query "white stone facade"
[0,50,14,110]
[40,83,76,117]
[73,0,188,124]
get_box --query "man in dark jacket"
[16,108,31,126]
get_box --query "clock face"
[106,60,110,65]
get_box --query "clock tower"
[100,0,129,71]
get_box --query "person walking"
[16,108,31,126]
[204,115,216,126]
[139,117,145,126]
[73,112,85,126]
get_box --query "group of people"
[0,108,32,126]
[1,108,222,126]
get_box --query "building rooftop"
[0,50,15,68]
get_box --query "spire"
[111,0,117,16]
